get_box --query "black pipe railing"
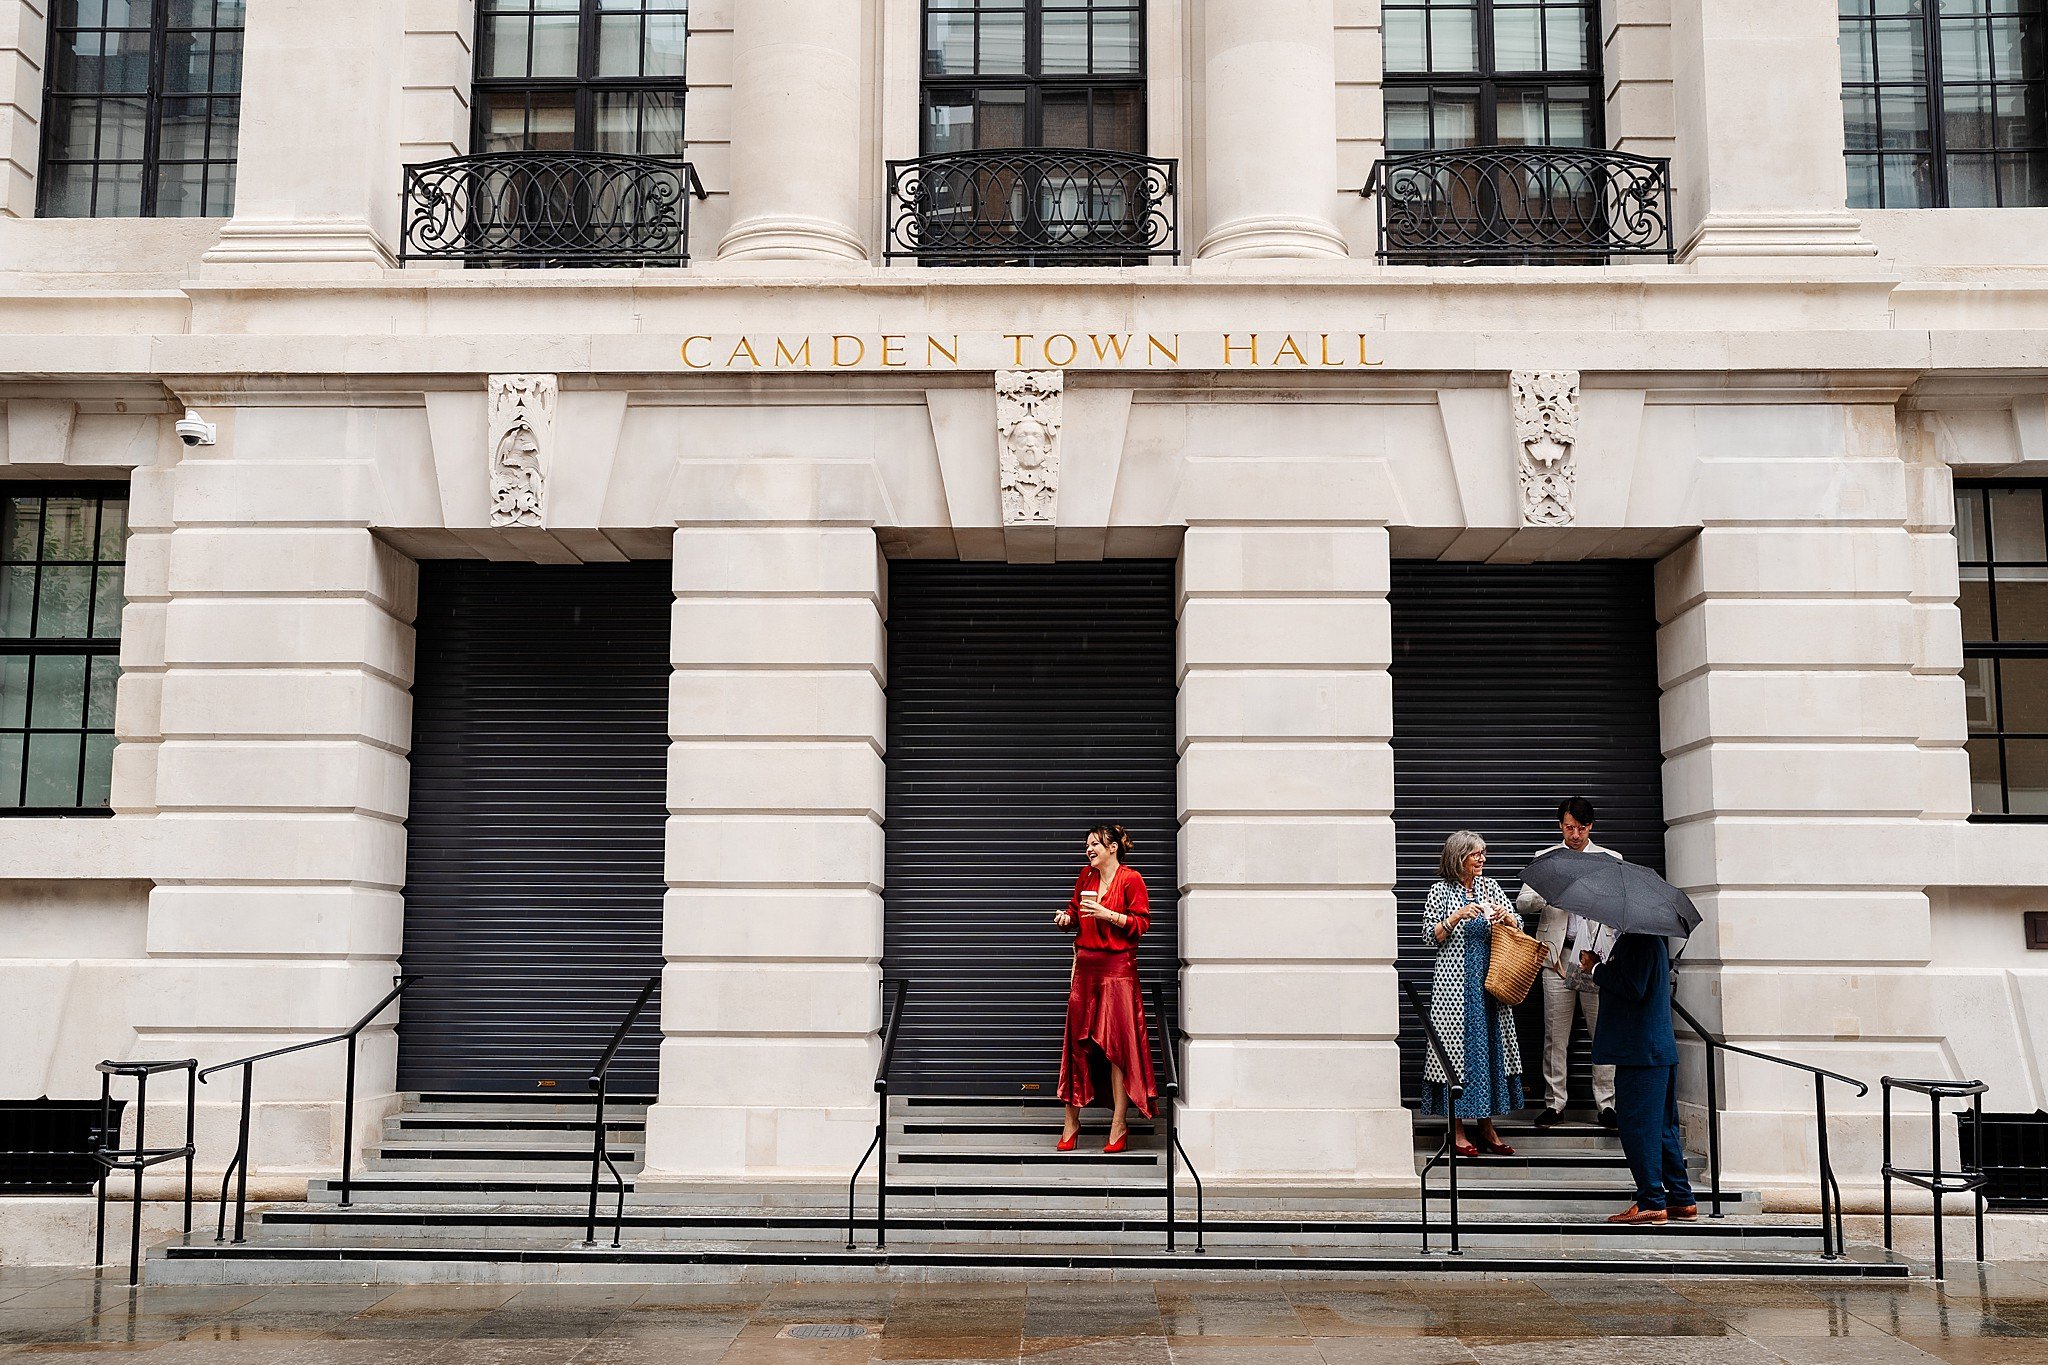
[1362,145,1675,264]
[1149,978,1204,1253]
[199,974,422,1245]
[847,977,910,1249]
[1671,995,1868,1258]
[585,973,661,1249]
[401,151,707,268]
[1881,1075,1989,1279]
[886,148,1180,264]
[92,1059,196,1286]
[1401,980,1464,1255]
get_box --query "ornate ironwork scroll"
[1362,146,1674,265]
[886,148,1179,265]
[401,152,707,268]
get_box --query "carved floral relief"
[487,373,557,528]
[1511,369,1581,527]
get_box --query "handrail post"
[1704,1029,1723,1217]
[1447,1083,1462,1257]
[181,1066,195,1237]
[877,1076,889,1250]
[1882,1079,1895,1252]
[1815,1074,1836,1260]
[232,1067,252,1244]
[1973,1088,1986,1265]
[93,1069,110,1269]
[340,1036,358,1209]
[1930,1086,1945,1278]
[584,1074,607,1248]
[129,1070,147,1283]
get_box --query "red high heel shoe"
[1057,1131,1078,1152]
[1102,1130,1128,1154]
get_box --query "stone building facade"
[2,0,2048,1257]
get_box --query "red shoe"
[1452,1140,1481,1159]
[1056,1132,1078,1152]
[1102,1131,1128,1154]
[1477,1137,1516,1157]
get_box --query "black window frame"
[1954,480,2048,821]
[919,0,1148,155]
[37,0,244,219]
[1840,0,2048,210]
[472,0,690,156]
[1380,0,1605,151]
[0,483,128,817]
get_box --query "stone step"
[369,1141,643,1163]
[387,1117,644,1141]
[396,1093,652,1122]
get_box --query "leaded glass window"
[476,0,688,155]
[1382,0,1601,151]
[39,0,244,218]
[1841,0,2048,209]
[0,488,127,812]
[921,0,1145,154]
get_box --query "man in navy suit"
[1584,932,1697,1225]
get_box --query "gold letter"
[774,337,813,367]
[1319,334,1345,367]
[727,337,763,368]
[1359,334,1385,367]
[682,335,713,369]
[1043,333,1078,367]
[926,334,960,367]
[1005,334,1031,366]
[881,335,907,368]
[832,335,867,367]
[1146,334,1181,365]
[1223,334,1258,365]
[1273,335,1309,367]
[1089,334,1132,364]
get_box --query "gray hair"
[1438,830,1487,883]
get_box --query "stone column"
[1197,0,1348,260]
[204,0,406,268]
[715,0,868,262]
[1667,0,1875,263]
[1655,403,1958,1194]
[643,526,886,1178]
[132,413,417,1184]
[0,1,46,218]
[1176,524,1410,1179]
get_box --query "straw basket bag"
[1483,917,1551,1006]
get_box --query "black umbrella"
[1519,848,1702,939]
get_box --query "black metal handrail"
[1671,995,1867,1258]
[886,148,1179,264]
[1149,978,1204,1253]
[1401,980,1464,1255]
[1362,145,1675,264]
[1881,1075,1989,1279]
[92,1059,196,1286]
[585,972,661,1248]
[401,151,708,268]
[847,977,910,1249]
[199,974,422,1245]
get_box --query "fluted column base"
[716,215,869,264]
[1197,213,1349,262]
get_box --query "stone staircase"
[148,1094,1908,1284]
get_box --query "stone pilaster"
[1197,0,1348,260]
[203,0,406,268]
[1176,524,1409,1180]
[1604,0,1676,163]
[1655,404,1955,1195]
[714,0,868,262]
[0,1,45,218]
[643,526,886,1179]
[133,419,417,1184]
[1667,0,1875,264]
[400,0,475,165]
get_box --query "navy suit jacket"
[1589,933,1679,1067]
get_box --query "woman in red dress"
[1052,823,1157,1153]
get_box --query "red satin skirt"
[1057,948,1157,1118]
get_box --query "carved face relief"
[1510,369,1581,528]
[996,369,1064,526]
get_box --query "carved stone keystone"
[488,373,556,528]
[1512,369,1580,527]
[997,369,1063,525]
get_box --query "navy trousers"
[1613,1063,1695,1212]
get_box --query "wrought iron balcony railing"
[1362,145,1674,265]
[400,151,707,268]
[886,148,1179,265]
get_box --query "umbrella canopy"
[1519,848,1702,939]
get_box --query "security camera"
[175,409,216,448]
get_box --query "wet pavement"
[6,1263,2048,1362]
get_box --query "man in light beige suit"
[1516,796,1621,1129]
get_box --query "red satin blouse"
[1064,864,1151,952]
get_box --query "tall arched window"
[1380,0,1602,152]
[920,0,1144,155]
[475,0,688,156]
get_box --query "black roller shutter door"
[397,562,669,1095]
[884,561,1180,1096]
[1391,561,1666,1106]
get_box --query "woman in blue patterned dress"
[1420,829,1525,1157]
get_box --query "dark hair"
[1086,823,1135,857]
[1557,796,1597,826]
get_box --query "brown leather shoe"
[1606,1204,1668,1225]
[1668,1204,1699,1222]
